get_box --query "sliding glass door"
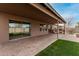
[9,20,31,40]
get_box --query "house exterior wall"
[0,12,49,43]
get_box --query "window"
[9,20,31,40]
[43,24,47,31]
[40,24,48,32]
[40,24,43,31]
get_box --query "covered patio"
[0,34,57,56]
[0,3,66,56]
[0,3,66,43]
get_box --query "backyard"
[36,39,79,56]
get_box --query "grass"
[36,39,79,56]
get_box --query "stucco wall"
[0,13,9,43]
[0,12,49,43]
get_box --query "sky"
[50,3,79,27]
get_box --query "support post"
[57,21,59,39]
[64,23,66,34]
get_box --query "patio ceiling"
[0,3,64,24]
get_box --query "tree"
[66,16,74,27]
[65,16,74,34]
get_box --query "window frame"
[9,20,31,40]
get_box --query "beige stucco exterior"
[0,12,49,43]
[0,3,66,43]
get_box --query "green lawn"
[36,39,79,56]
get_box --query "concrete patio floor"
[59,34,79,42]
[0,34,57,56]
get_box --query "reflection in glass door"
[9,20,31,40]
